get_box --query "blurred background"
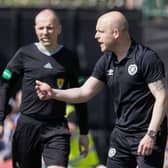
[0,0,168,167]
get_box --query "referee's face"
[35,12,61,51]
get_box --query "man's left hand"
[137,134,156,156]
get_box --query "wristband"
[146,130,157,138]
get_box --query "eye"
[39,27,44,30]
[37,26,44,30]
[46,26,54,30]
[97,30,104,33]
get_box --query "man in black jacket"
[0,9,89,168]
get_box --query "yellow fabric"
[66,104,99,168]
[65,104,75,118]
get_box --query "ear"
[57,24,62,35]
[34,25,37,33]
[113,28,119,39]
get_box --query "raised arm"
[35,76,104,103]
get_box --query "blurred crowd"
[0,0,144,9]
[0,91,21,168]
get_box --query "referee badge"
[56,78,64,89]
[108,147,116,158]
[2,68,12,80]
[128,64,138,76]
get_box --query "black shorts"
[12,115,70,168]
[106,127,167,168]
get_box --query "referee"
[0,9,89,168]
[36,11,168,168]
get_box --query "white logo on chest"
[43,62,53,69]
[107,69,114,76]
[128,64,138,76]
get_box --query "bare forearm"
[52,87,90,103]
[51,77,104,103]
[148,96,168,132]
[36,77,104,103]
[148,79,168,132]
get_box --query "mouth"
[99,43,105,51]
[41,39,51,44]
[42,37,50,41]
[98,41,103,45]
[99,42,104,47]
[41,35,50,40]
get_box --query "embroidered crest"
[107,69,114,76]
[108,147,116,158]
[57,78,64,89]
[128,64,138,76]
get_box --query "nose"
[95,32,98,40]
[42,28,48,34]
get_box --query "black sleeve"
[91,53,108,83]
[75,103,89,134]
[140,51,165,83]
[67,110,77,124]
[67,106,89,134]
[68,52,89,135]
[0,49,23,125]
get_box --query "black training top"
[0,44,88,134]
[92,41,166,133]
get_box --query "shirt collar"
[110,40,136,64]
[126,40,136,59]
[34,42,63,56]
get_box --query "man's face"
[35,15,61,50]
[95,18,115,52]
